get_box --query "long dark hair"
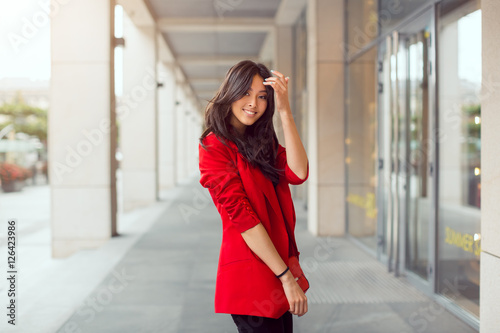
[199,60,281,185]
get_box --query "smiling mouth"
[243,109,257,115]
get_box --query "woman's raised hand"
[263,70,291,114]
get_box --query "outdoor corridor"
[1,178,477,333]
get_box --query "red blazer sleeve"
[276,144,309,185]
[199,135,261,233]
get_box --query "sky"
[0,0,51,81]
[458,9,482,85]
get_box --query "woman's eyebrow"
[248,88,268,93]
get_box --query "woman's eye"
[244,92,250,96]
[259,95,267,100]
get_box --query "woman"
[198,60,309,333]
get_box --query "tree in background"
[0,92,48,185]
[0,92,47,143]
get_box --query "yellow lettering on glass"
[346,193,377,218]
[444,226,481,257]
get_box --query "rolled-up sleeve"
[199,135,261,233]
[276,144,309,185]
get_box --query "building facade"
[49,0,500,330]
[343,0,482,329]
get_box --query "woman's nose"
[248,96,257,107]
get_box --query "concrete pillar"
[186,96,200,178]
[306,0,345,236]
[274,25,294,144]
[184,96,192,179]
[50,0,115,257]
[481,1,500,331]
[190,101,203,176]
[187,99,197,177]
[187,103,194,177]
[274,24,307,201]
[175,85,186,183]
[120,11,157,210]
[157,59,176,194]
[174,85,198,182]
[194,113,202,175]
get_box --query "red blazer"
[199,133,309,319]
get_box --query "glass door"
[377,8,436,289]
[404,31,432,280]
[377,31,406,276]
[436,1,481,318]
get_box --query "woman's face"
[230,74,268,134]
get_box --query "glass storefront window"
[378,0,432,36]
[347,0,481,322]
[347,0,436,58]
[346,47,378,250]
[437,3,481,318]
[405,31,432,280]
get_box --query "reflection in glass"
[346,47,378,250]
[378,0,432,36]
[437,6,481,318]
[347,0,378,56]
[405,33,431,279]
[377,39,391,256]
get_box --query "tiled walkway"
[0,178,478,332]
[57,179,477,333]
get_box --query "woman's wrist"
[279,270,295,284]
[276,266,289,279]
[277,104,292,115]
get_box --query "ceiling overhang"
[127,0,307,108]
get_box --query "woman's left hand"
[263,70,291,114]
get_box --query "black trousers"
[231,311,293,333]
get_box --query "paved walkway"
[0,177,477,332]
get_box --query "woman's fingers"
[270,76,287,88]
[283,280,308,316]
[290,297,307,316]
[264,70,292,112]
[263,79,286,91]
[299,297,308,317]
[293,302,300,316]
[271,70,285,80]
[265,70,289,87]
[300,296,307,315]
[264,77,287,92]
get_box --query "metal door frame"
[376,6,438,296]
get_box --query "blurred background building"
[2,0,499,331]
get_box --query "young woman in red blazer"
[199,60,309,333]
